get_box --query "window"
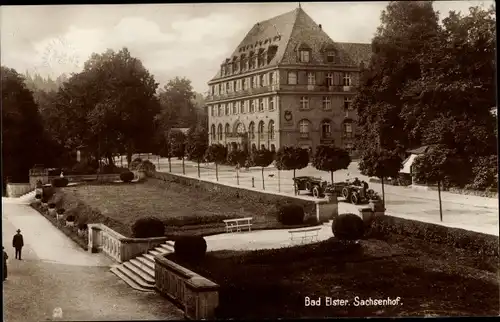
[327,51,335,63]
[249,122,255,139]
[269,72,274,85]
[258,121,265,139]
[344,97,353,110]
[322,96,331,110]
[218,84,222,94]
[233,80,237,92]
[225,124,230,136]
[259,98,264,112]
[299,50,310,63]
[219,104,225,116]
[226,103,231,115]
[211,106,216,116]
[344,122,353,138]
[211,124,216,140]
[321,120,331,138]
[268,120,275,140]
[307,72,316,85]
[260,74,265,87]
[233,102,238,114]
[299,120,310,138]
[250,100,255,113]
[326,73,334,87]
[211,86,215,95]
[300,96,309,110]
[226,82,230,92]
[269,97,275,111]
[217,124,223,141]
[343,72,351,86]
[251,77,255,88]
[242,79,247,90]
[241,100,246,113]
[288,71,297,85]
[221,66,225,77]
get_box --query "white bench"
[288,226,322,244]
[223,217,253,233]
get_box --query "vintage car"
[339,178,376,204]
[293,176,328,198]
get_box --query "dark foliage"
[35,194,42,199]
[120,171,134,183]
[332,213,365,241]
[312,145,351,184]
[131,216,165,238]
[66,215,76,222]
[52,177,69,187]
[277,204,305,225]
[173,235,207,262]
[57,208,65,214]
[48,203,56,209]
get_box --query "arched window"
[299,119,311,138]
[225,123,230,137]
[249,122,255,139]
[258,121,265,140]
[268,120,275,140]
[217,124,223,141]
[270,144,276,152]
[321,119,332,138]
[211,124,216,140]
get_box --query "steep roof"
[210,7,372,81]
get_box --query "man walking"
[12,229,24,260]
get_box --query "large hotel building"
[206,7,372,156]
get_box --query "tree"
[227,150,248,185]
[354,1,441,152]
[412,145,467,221]
[205,144,227,181]
[169,130,186,174]
[157,77,197,130]
[312,145,351,185]
[251,148,274,190]
[186,136,208,179]
[53,48,160,166]
[2,66,47,187]
[358,148,403,206]
[275,146,309,194]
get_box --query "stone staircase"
[110,240,175,292]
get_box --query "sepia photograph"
[1,1,498,320]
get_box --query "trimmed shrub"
[66,215,76,222]
[129,158,143,170]
[131,216,165,238]
[42,186,55,200]
[137,160,156,176]
[57,208,65,215]
[277,204,305,225]
[35,194,42,200]
[120,171,134,183]
[52,177,69,188]
[48,203,56,209]
[332,213,365,241]
[174,236,207,262]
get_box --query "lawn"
[166,234,499,319]
[52,179,314,237]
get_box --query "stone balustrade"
[87,223,168,263]
[155,256,219,320]
[47,174,121,183]
[5,183,33,197]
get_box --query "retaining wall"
[6,183,32,197]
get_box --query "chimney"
[319,24,322,30]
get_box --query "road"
[2,196,183,322]
[135,156,499,236]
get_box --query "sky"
[1,1,494,94]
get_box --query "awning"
[400,154,418,174]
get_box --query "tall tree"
[354,1,441,152]
[312,145,351,185]
[2,67,47,186]
[251,148,274,190]
[157,77,197,130]
[275,146,309,194]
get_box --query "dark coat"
[13,234,24,248]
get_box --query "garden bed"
[46,180,313,238]
[166,236,499,318]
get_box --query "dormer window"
[299,50,310,63]
[327,51,336,63]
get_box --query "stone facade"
[206,7,371,156]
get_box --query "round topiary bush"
[131,217,165,238]
[66,215,76,222]
[120,171,134,183]
[48,203,56,209]
[174,236,207,262]
[35,194,42,200]
[277,204,305,225]
[57,208,65,215]
[332,213,365,242]
[52,177,69,187]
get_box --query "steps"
[110,240,175,292]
